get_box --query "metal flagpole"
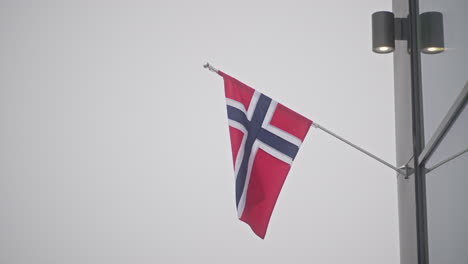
[204,63,219,73]
[203,62,399,173]
[311,123,398,171]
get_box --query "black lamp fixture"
[372,11,395,53]
[420,12,445,54]
[371,11,444,54]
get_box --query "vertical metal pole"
[408,0,429,262]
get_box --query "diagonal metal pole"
[427,147,468,173]
[418,81,468,166]
[312,123,399,172]
[203,62,399,173]
[204,63,219,73]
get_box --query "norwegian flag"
[219,71,312,239]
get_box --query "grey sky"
[0,1,399,263]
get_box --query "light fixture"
[371,11,444,54]
[372,11,395,54]
[420,12,444,54]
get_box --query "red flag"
[219,71,312,238]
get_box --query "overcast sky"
[0,1,399,263]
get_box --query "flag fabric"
[219,71,312,239]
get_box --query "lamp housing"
[372,11,395,54]
[420,12,444,54]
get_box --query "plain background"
[0,1,399,263]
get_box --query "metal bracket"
[395,17,411,54]
[395,17,409,41]
[398,164,414,179]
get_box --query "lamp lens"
[374,46,394,53]
[423,47,444,53]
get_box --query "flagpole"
[312,123,398,172]
[203,63,219,73]
[203,62,400,173]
